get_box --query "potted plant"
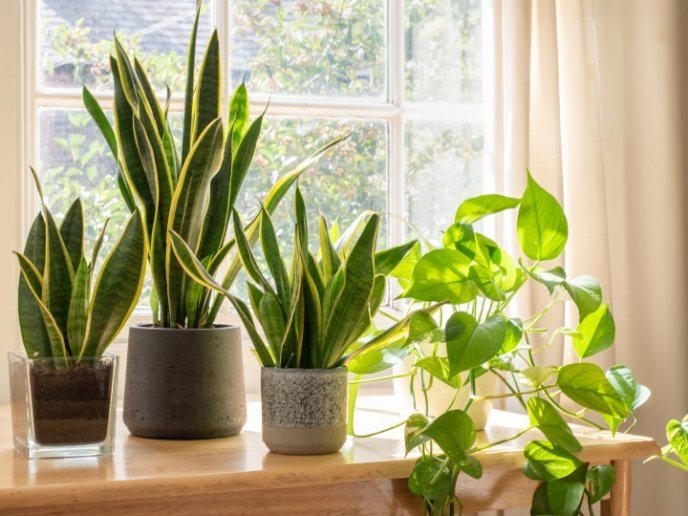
[167,184,415,454]
[84,2,341,439]
[9,170,147,458]
[354,172,651,514]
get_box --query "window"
[27,0,487,307]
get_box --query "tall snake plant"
[84,1,341,328]
[168,184,416,369]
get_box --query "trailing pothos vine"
[351,172,650,515]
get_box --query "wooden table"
[0,394,658,515]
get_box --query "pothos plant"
[373,172,649,515]
[84,0,341,329]
[650,415,688,473]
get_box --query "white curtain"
[484,0,688,514]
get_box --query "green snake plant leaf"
[322,214,379,368]
[42,199,74,341]
[572,303,615,359]
[196,125,232,263]
[132,112,170,324]
[81,211,147,357]
[446,312,506,375]
[167,117,224,324]
[517,171,568,261]
[167,228,274,367]
[181,0,202,162]
[228,106,263,211]
[132,114,159,209]
[231,209,274,295]
[15,253,67,359]
[139,103,175,215]
[150,214,170,326]
[527,397,582,453]
[299,254,325,364]
[162,124,180,187]
[260,209,290,308]
[257,291,287,360]
[82,86,136,213]
[374,240,418,276]
[113,38,140,110]
[281,241,306,367]
[168,117,224,248]
[208,134,350,323]
[234,295,275,368]
[88,219,109,276]
[133,57,166,136]
[59,199,84,273]
[17,215,50,358]
[66,258,90,358]
[319,215,341,283]
[303,254,324,368]
[191,30,221,143]
[229,82,250,154]
[328,274,385,369]
[455,194,521,224]
[246,282,264,318]
[82,86,117,159]
[196,88,260,263]
[111,56,155,226]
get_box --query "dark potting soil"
[30,361,113,445]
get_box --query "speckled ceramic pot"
[123,324,246,439]
[261,367,348,455]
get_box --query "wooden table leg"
[601,459,632,516]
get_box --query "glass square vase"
[8,351,118,459]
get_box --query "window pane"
[38,0,209,92]
[236,116,388,245]
[230,0,386,99]
[405,120,483,242]
[405,0,482,103]
[37,108,126,239]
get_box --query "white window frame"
[2,0,490,400]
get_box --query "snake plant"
[15,171,147,359]
[169,184,416,368]
[83,1,338,328]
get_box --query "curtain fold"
[483,0,688,514]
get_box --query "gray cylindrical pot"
[123,324,246,439]
[261,367,348,455]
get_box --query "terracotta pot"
[261,367,348,455]
[123,324,246,439]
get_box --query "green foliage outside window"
[38,0,484,291]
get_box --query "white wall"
[0,0,23,405]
